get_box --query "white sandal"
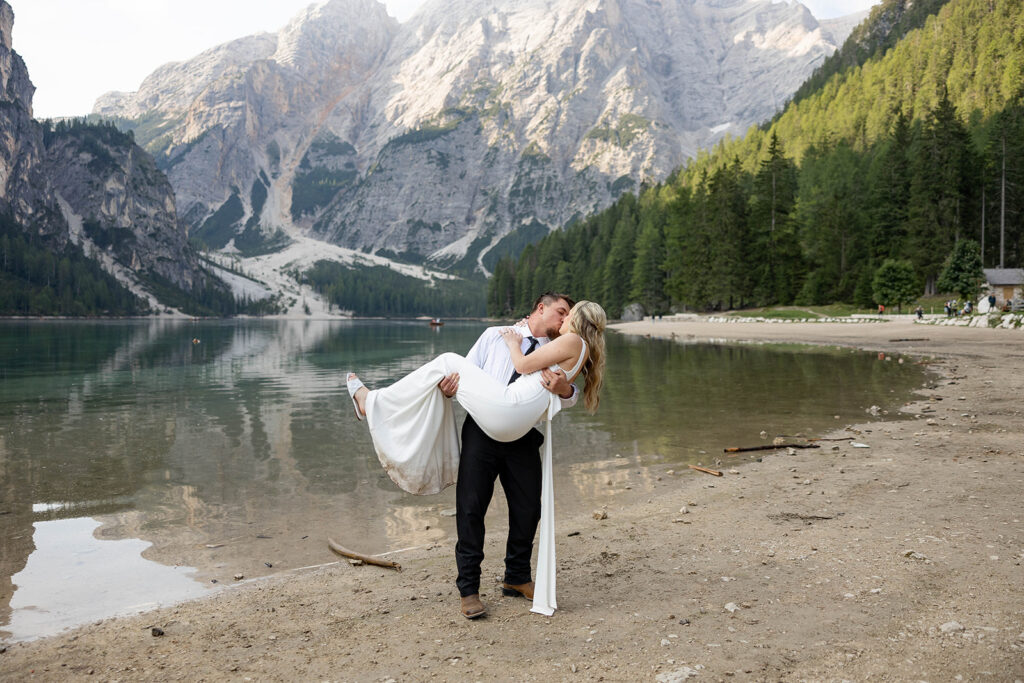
[346,373,366,421]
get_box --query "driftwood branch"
[689,464,722,476]
[327,538,402,571]
[774,436,854,443]
[724,443,821,453]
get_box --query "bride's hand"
[500,327,523,349]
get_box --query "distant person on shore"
[915,305,924,320]
[878,304,885,315]
[346,295,606,618]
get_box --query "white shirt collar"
[515,320,546,341]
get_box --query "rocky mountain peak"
[0,1,34,115]
[94,0,863,275]
[94,34,279,119]
[1,1,12,51]
[272,0,397,72]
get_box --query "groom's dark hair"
[532,291,575,312]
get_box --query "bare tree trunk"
[1000,134,1006,269]
[954,196,960,242]
[981,184,985,267]
[769,170,776,290]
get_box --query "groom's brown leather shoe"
[460,594,486,619]
[501,581,534,600]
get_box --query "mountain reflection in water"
[0,320,926,641]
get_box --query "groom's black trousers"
[455,414,543,597]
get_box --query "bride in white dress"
[346,300,606,615]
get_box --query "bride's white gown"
[362,343,587,616]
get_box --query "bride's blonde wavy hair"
[567,300,606,413]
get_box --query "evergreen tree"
[601,196,639,316]
[937,239,985,300]
[487,257,516,316]
[747,133,800,304]
[705,160,749,310]
[629,211,666,314]
[906,92,977,291]
[794,140,868,304]
[872,259,919,312]
[584,211,616,302]
[531,229,565,299]
[665,175,717,309]
[661,184,697,308]
[981,91,1024,268]
[867,110,913,261]
[513,244,538,313]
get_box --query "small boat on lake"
[428,318,444,327]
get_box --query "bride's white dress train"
[361,344,587,616]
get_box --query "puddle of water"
[4,517,209,642]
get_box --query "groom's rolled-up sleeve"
[559,383,578,409]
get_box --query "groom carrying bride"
[438,292,579,619]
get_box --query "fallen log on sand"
[327,538,402,571]
[724,443,821,453]
[689,464,723,476]
[773,436,854,443]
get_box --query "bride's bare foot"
[347,373,369,417]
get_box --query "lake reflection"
[0,320,925,641]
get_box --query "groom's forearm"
[541,368,576,403]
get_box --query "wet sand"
[2,318,1023,681]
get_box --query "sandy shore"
[3,319,1022,681]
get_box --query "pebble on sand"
[940,621,965,634]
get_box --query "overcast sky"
[11,0,881,120]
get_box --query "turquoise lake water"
[0,319,926,641]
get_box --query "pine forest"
[487,0,1024,318]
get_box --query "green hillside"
[490,0,1024,317]
[0,213,148,316]
[784,0,953,114]
[302,262,486,317]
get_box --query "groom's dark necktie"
[508,336,538,384]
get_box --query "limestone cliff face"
[96,0,398,252]
[0,1,62,235]
[0,0,208,296]
[44,125,201,289]
[96,0,859,270]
